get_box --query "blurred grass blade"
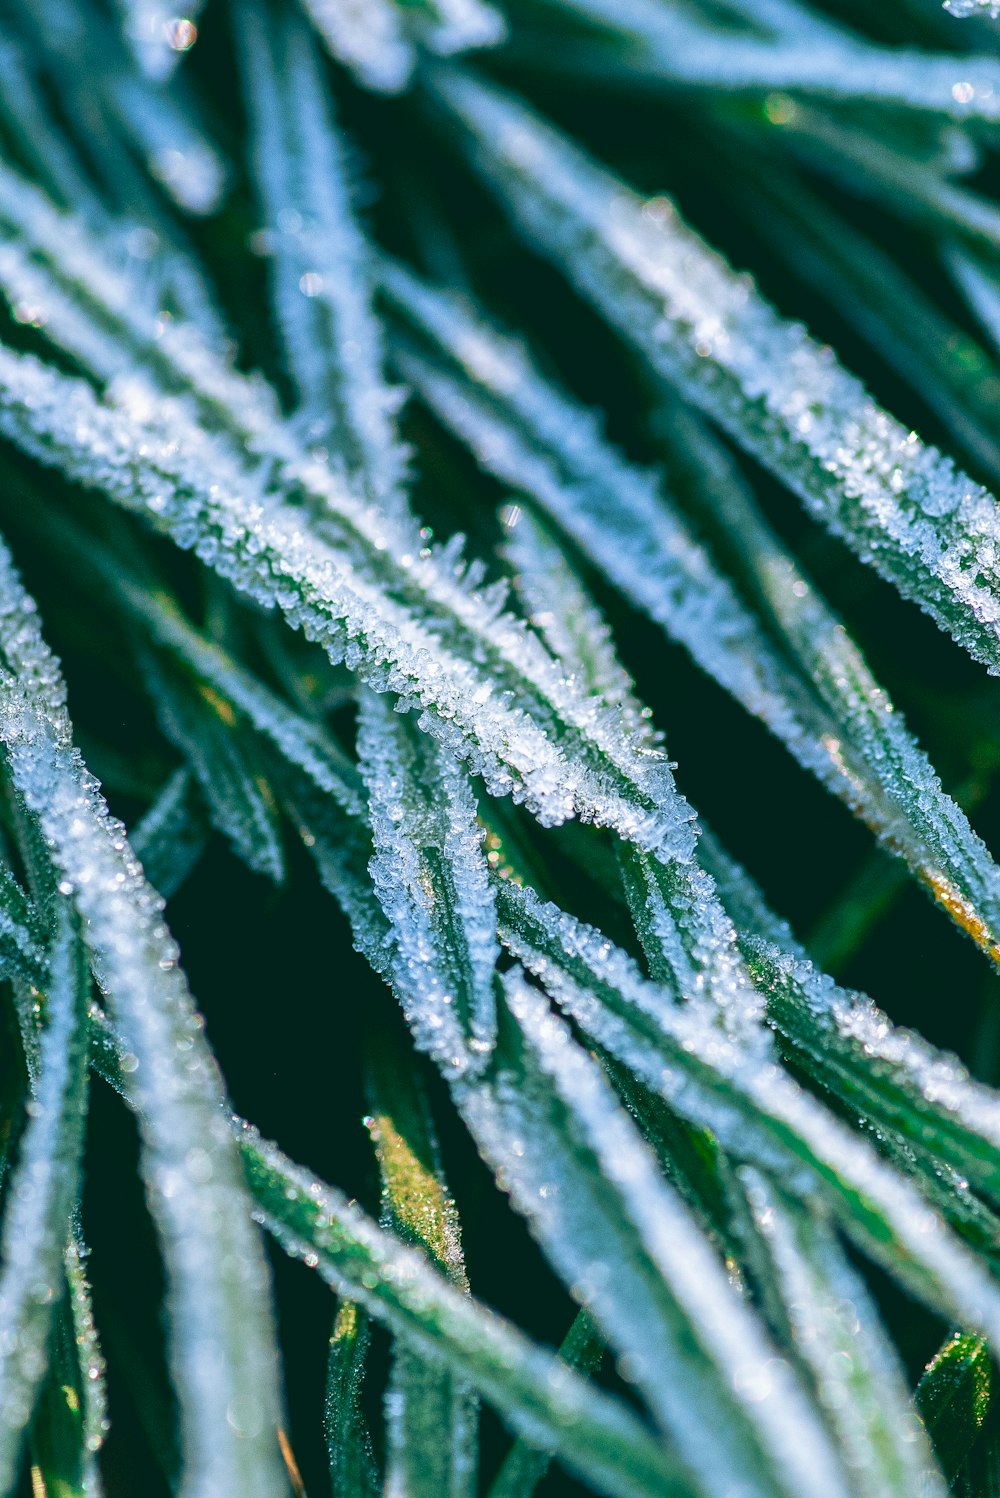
[527,0,1000,119]
[325,1301,379,1498]
[487,1310,604,1498]
[298,0,415,92]
[130,769,210,900]
[430,69,1000,679]
[366,1037,477,1498]
[28,1235,107,1497]
[236,0,411,518]
[0,906,88,1493]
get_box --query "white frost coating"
[299,0,414,91]
[539,0,1000,117]
[491,971,852,1498]
[0,539,288,1498]
[238,3,410,518]
[358,689,497,1072]
[661,403,1000,964]
[0,346,694,860]
[433,71,1000,676]
[0,909,87,1490]
[737,1169,946,1498]
[0,161,280,448]
[496,499,765,1040]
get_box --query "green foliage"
[7,0,1000,1494]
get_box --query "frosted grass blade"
[659,399,1000,967]
[528,0,1000,119]
[18,0,224,215]
[410,0,506,54]
[325,1300,378,1498]
[358,688,498,1071]
[723,163,1000,481]
[500,505,656,748]
[356,689,848,1497]
[730,99,1000,253]
[0,907,89,1493]
[430,70,1000,680]
[0,536,289,1498]
[130,769,210,900]
[0,346,705,871]
[115,0,203,81]
[29,1237,107,1498]
[366,1040,477,1498]
[697,829,1000,1200]
[238,1120,693,1498]
[237,0,410,518]
[917,1331,992,1479]
[735,1167,946,1497]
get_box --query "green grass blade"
[325,1301,379,1498]
[366,1039,478,1498]
[735,1167,946,1496]
[385,256,1000,967]
[526,0,1000,120]
[130,769,209,900]
[917,1331,992,1480]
